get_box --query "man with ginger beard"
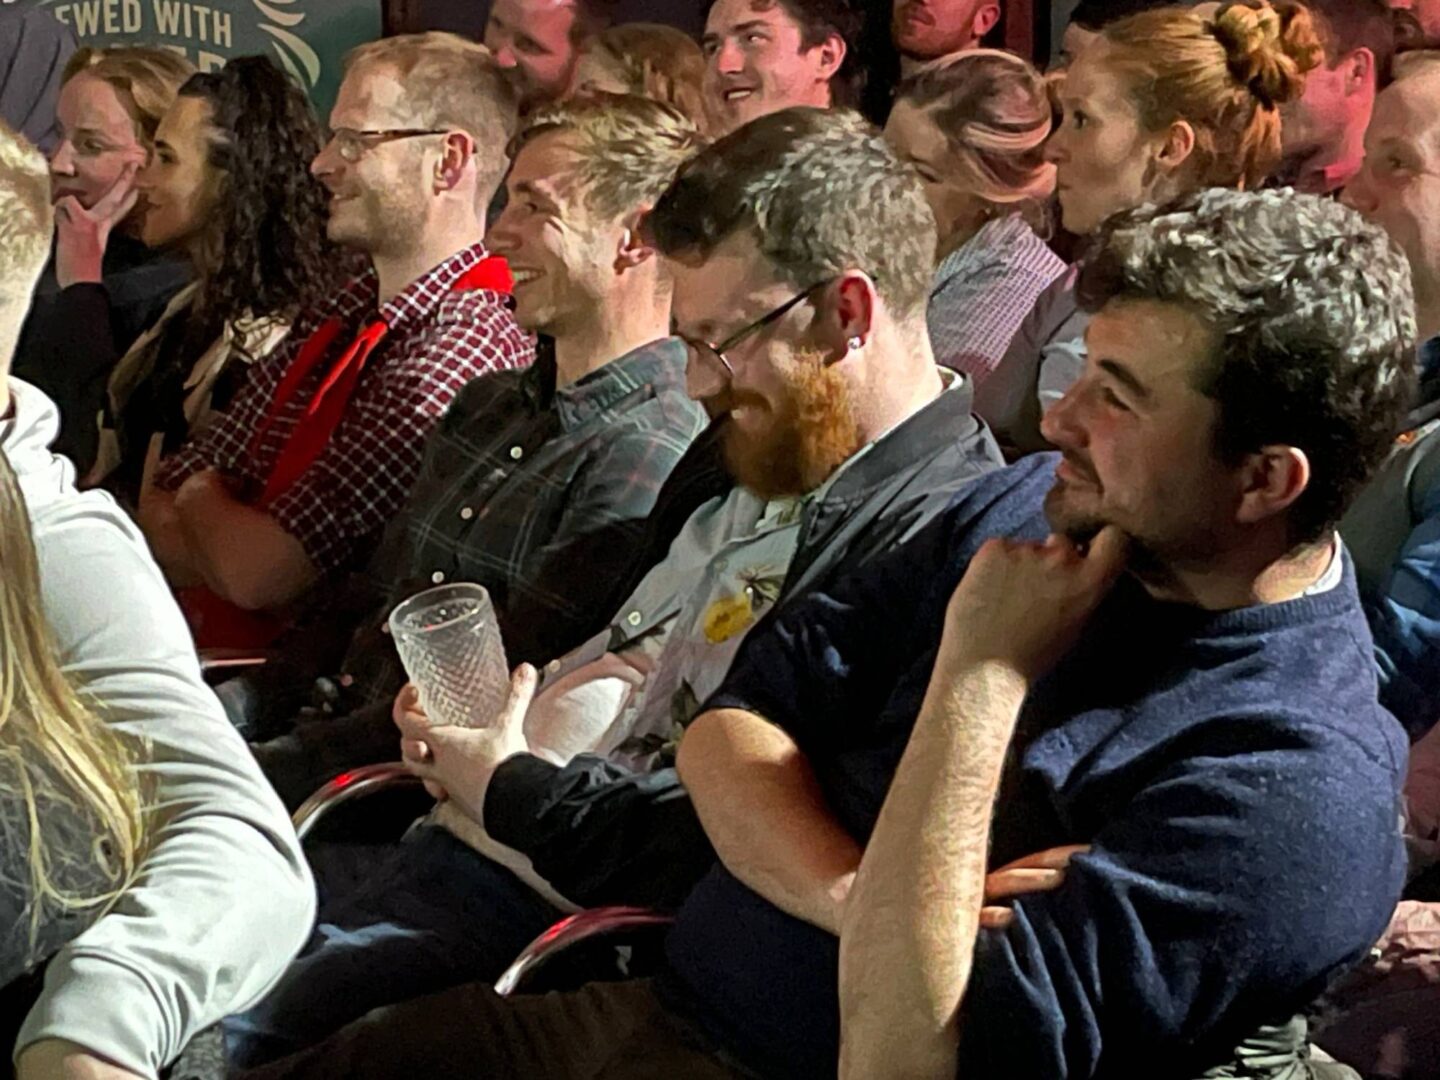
[233,106,1009,1080]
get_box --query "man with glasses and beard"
[233,105,1011,1080]
[245,193,1413,1080]
[677,187,1412,1080]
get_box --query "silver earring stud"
[847,336,863,351]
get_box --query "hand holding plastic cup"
[388,583,510,729]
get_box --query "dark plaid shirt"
[155,243,533,575]
[340,335,707,706]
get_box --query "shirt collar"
[557,336,688,429]
[379,241,496,334]
[331,241,497,336]
[1302,533,1344,598]
[816,367,979,503]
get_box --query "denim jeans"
[224,824,562,1069]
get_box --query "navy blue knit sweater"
[665,454,1408,1079]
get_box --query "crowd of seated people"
[0,0,1437,1078]
[0,103,310,1080]
[87,56,340,508]
[137,34,534,650]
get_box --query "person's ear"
[1156,119,1197,176]
[821,270,878,362]
[434,131,474,192]
[814,33,846,84]
[614,206,657,272]
[1343,47,1375,95]
[975,3,1002,40]
[1234,445,1310,527]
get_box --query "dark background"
[382,1,1057,67]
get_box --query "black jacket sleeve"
[14,283,121,471]
[484,753,715,910]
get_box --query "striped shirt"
[926,213,1066,384]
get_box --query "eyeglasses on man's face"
[677,278,836,391]
[325,128,449,164]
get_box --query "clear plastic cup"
[388,583,510,728]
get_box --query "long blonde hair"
[0,451,147,955]
[1101,0,1323,191]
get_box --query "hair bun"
[1212,1,1322,109]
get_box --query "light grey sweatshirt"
[3,379,315,1077]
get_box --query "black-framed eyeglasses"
[327,127,449,163]
[679,278,835,384]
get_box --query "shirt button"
[509,446,524,460]
[380,623,391,636]
[431,571,446,584]
[546,659,562,674]
[626,610,643,627]
[459,507,475,521]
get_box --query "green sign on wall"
[22,0,382,113]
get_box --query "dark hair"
[1392,7,1430,54]
[649,107,935,317]
[571,0,620,43]
[1076,187,1418,545]
[1070,0,1178,32]
[176,56,337,351]
[704,0,866,108]
[1298,0,1397,84]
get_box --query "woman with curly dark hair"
[87,55,339,505]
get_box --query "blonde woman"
[885,49,1066,383]
[0,447,147,1017]
[570,23,710,134]
[13,46,195,474]
[977,0,1323,452]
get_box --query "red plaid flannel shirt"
[155,243,535,574]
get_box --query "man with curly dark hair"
[138,35,535,648]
